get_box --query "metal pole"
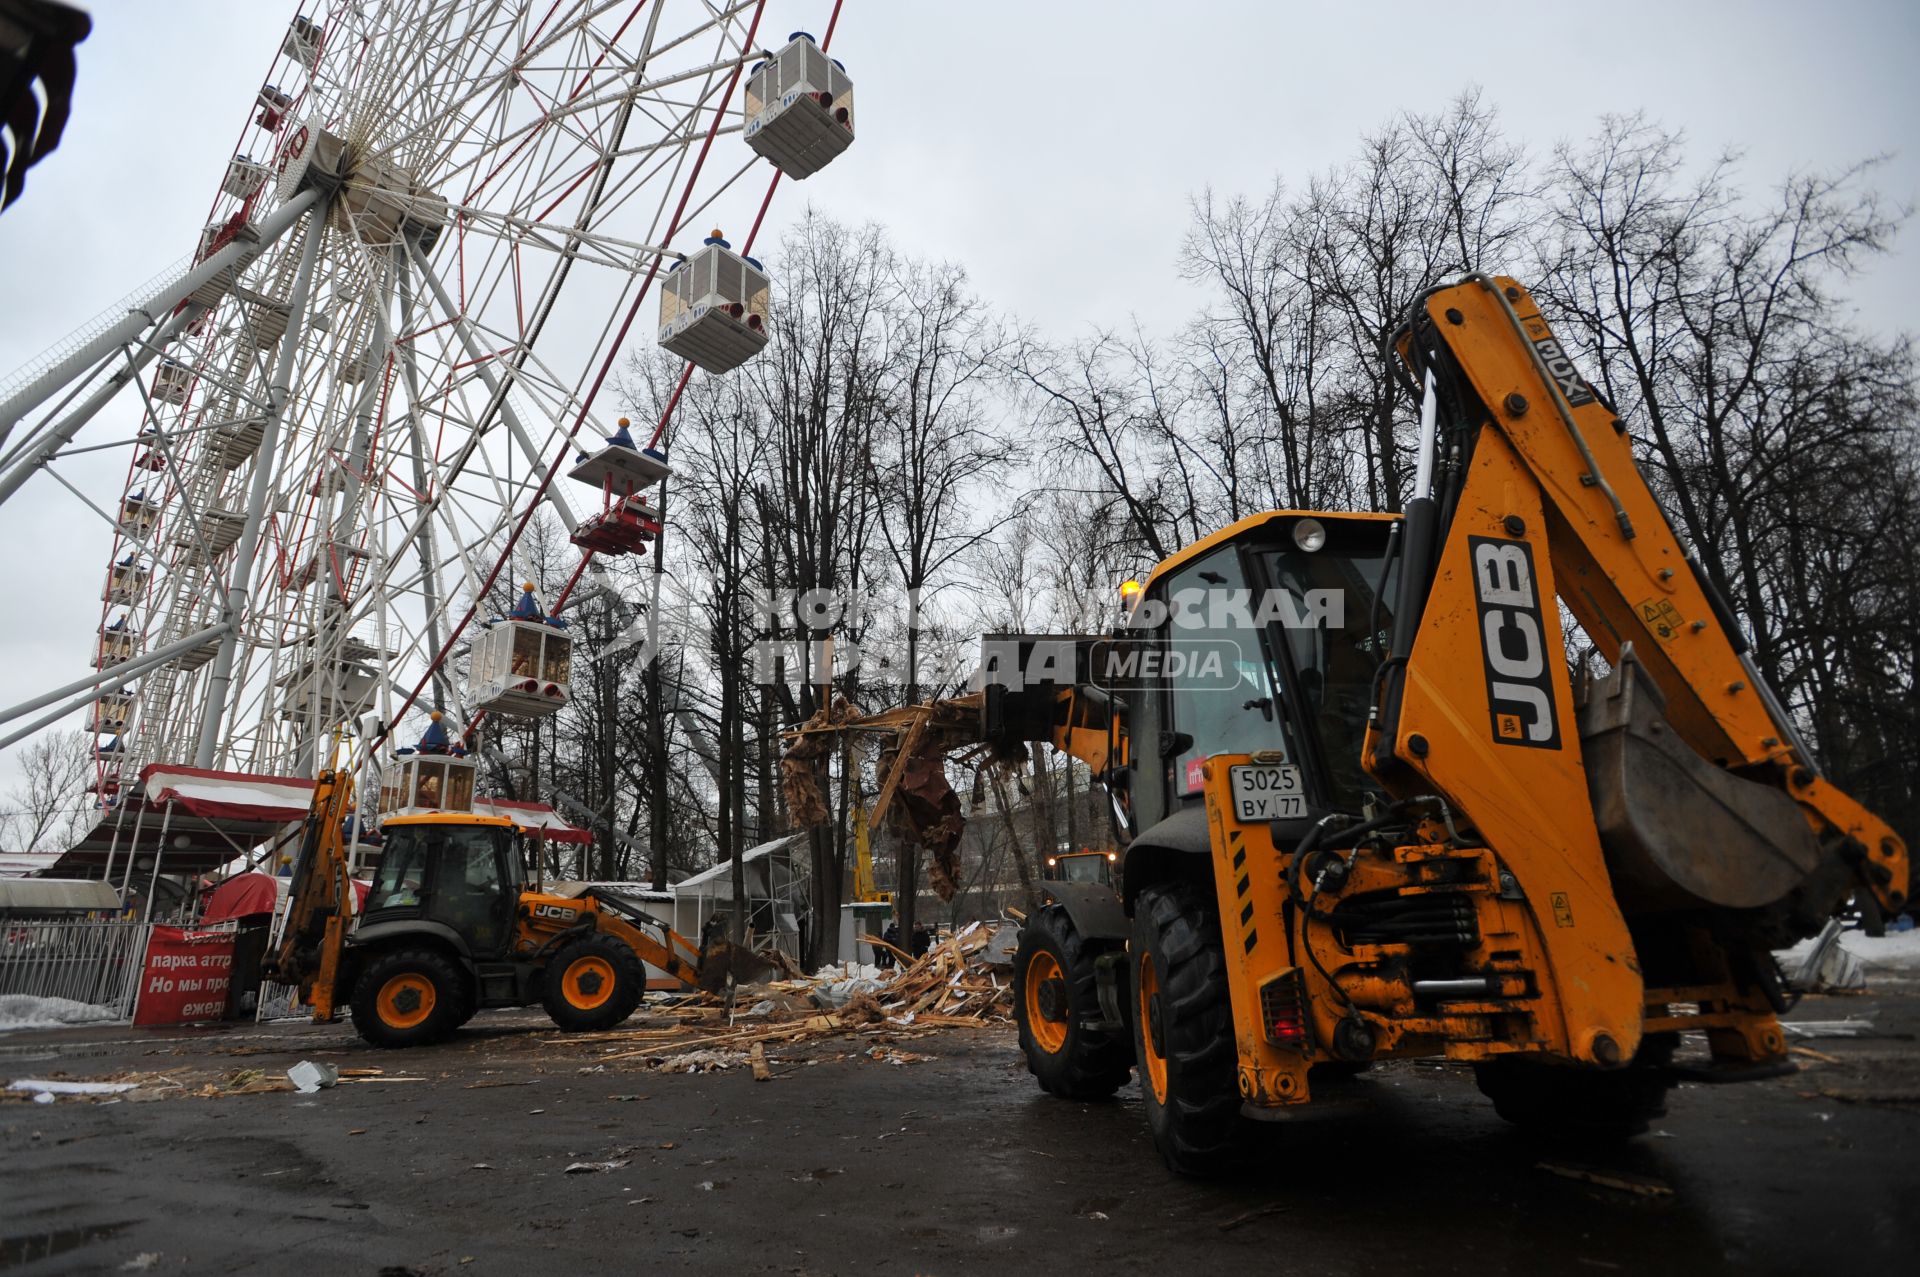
[99,794,130,884]
[139,801,175,927]
[405,238,578,533]
[0,303,204,509]
[0,188,321,447]
[194,200,330,767]
[0,621,232,744]
[119,798,150,898]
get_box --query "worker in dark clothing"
[910,924,932,959]
[876,920,899,970]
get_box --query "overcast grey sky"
[0,0,1914,790]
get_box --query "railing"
[0,254,196,404]
[0,919,154,1019]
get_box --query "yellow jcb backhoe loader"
[266,761,769,1048]
[787,273,1908,1174]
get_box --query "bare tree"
[2,731,93,852]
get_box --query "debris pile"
[833,918,1014,1024]
[529,919,1017,1071]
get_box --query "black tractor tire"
[542,933,645,1032]
[1013,905,1132,1100]
[350,947,468,1049]
[1130,882,1252,1176]
[1474,1033,1675,1141]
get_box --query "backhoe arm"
[263,765,358,1018]
[1389,275,1905,919]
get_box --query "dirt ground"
[2,979,1917,1277]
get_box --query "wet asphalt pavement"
[1,983,1916,1276]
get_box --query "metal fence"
[0,920,153,1018]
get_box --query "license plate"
[1228,764,1305,822]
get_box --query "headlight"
[1292,518,1326,553]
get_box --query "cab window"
[1163,546,1291,798]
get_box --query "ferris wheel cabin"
[223,155,269,201]
[281,15,323,70]
[90,693,134,735]
[92,622,133,669]
[568,419,668,557]
[744,32,854,180]
[658,233,770,374]
[378,715,478,819]
[117,491,158,538]
[469,585,571,719]
[103,556,147,603]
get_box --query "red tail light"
[1259,971,1308,1046]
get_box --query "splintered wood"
[854,920,1012,1024]
[561,920,1014,1069]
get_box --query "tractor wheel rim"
[1138,952,1169,1104]
[564,955,617,1010]
[379,973,436,1029]
[1024,951,1069,1055]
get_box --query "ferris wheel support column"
[390,255,459,718]
[0,305,204,510]
[405,237,578,533]
[0,188,323,452]
[192,200,331,769]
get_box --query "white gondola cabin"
[378,714,476,818]
[93,623,134,669]
[153,358,192,405]
[744,32,855,180]
[223,155,269,200]
[282,16,322,69]
[90,693,134,734]
[378,755,478,819]
[118,491,159,538]
[104,556,148,603]
[469,585,570,718]
[658,233,770,374]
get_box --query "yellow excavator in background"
[268,732,768,1048]
[850,798,892,905]
[786,274,1908,1173]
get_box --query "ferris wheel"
[0,1,856,812]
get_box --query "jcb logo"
[534,903,575,920]
[1470,537,1561,749]
[1531,337,1595,407]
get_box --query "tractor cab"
[1108,511,1400,844]
[358,813,524,959]
[1045,848,1119,889]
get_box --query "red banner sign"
[134,926,236,1026]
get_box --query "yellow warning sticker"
[1636,598,1684,644]
[1550,892,1574,928]
[1496,713,1524,740]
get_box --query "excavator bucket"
[695,937,780,993]
[1579,646,1822,910]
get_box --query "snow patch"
[0,994,121,1033]
[1776,927,1920,977]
